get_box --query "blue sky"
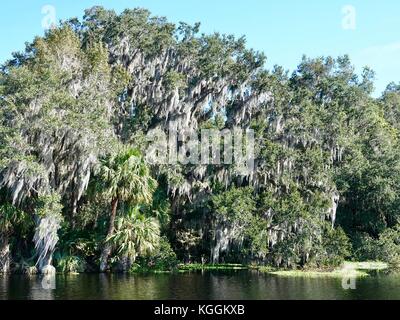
[1,0,399,95]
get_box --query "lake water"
[1,270,399,300]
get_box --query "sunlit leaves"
[108,206,160,261]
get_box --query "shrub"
[376,225,400,267]
[353,232,380,261]
[310,226,351,268]
[130,237,178,273]
[54,252,87,273]
[353,225,400,267]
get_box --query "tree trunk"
[119,256,132,273]
[0,235,10,274]
[38,250,54,273]
[99,198,118,272]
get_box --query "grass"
[129,265,174,274]
[129,263,249,274]
[343,261,388,270]
[266,269,369,278]
[260,261,389,278]
[178,263,249,271]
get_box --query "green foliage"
[0,204,30,235]
[310,226,351,268]
[163,70,186,92]
[354,225,400,268]
[108,206,160,261]
[178,263,247,271]
[377,226,400,267]
[54,227,100,273]
[54,253,87,274]
[97,147,157,205]
[211,187,256,220]
[150,186,172,230]
[35,193,63,219]
[131,237,178,273]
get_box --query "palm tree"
[107,205,160,270]
[0,204,28,273]
[98,147,157,272]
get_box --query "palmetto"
[108,206,160,262]
[0,204,29,273]
[97,147,157,272]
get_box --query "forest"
[1,6,400,275]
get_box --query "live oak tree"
[0,25,119,272]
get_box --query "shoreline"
[258,261,389,278]
[132,261,391,277]
[0,261,390,277]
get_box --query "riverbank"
[2,261,389,276]
[172,261,390,278]
[259,261,389,278]
[177,263,249,272]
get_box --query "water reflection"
[29,276,55,300]
[0,270,399,300]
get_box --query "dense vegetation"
[1,6,400,274]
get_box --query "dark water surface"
[0,270,399,300]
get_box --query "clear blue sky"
[1,0,400,95]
